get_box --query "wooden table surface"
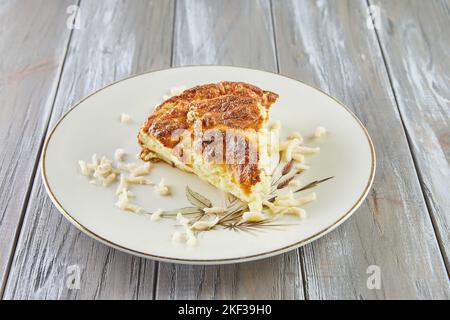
[0,0,449,300]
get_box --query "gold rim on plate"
[41,65,376,264]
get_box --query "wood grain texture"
[272,0,449,299]
[155,0,305,300]
[0,0,74,293]
[3,0,174,299]
[370,0,450,270]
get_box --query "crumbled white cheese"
[263,200,278,214]
[177,212,190,226]
[274,192,316,207]
[162,94,170,101]
[295,146,320,155]
[288,131,304,143]
[314,126,326,138]
[176,212,197,246]
[248,200,263,213]
[172,231,185,243]
[81,155,117,186]
[284,138,302,162]
[187,236,197,247]
[292,152,305,163]
[275,190,294,201]
[127,176,152,185]
[242,211,265,222]
[155,178,170,196]
[115,191,142,214]
[297,192,317,205]
[191,217,219,231]
[120,113,131,124]
[150,209,163,222]
[203,207,225,215]
[91,154,99,166]
[130,162,152,177]
[114,148,126,162]
[116,174,128,195]
[285,207,306,218]
[103,173,117,186]
[78,160,91,176]
[295,163,310,171]
[288,179,301,187]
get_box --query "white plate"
[42,66,375,264]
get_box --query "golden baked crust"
[138,81,278,197]
[142,82,277,148]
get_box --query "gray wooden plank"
[155,0,304,300]
[370,0,450,271]
[3,0,174,299]
[0,0,74,294]
[272,0,449,299]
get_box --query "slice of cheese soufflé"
[137,82,279,212]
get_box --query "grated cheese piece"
[284,138,302,161]
[263,200,278,214]
[242,211,265,222]
[172,231,185,243]
[102,173,117,187]
[288,131,304,143]
[78,160,91,176]
[176,212,197,246]
[131,162,152,177]
[191,217,219,231]
[275,190,294,201]
[297,192,317,206]
[274,192,316,207]
[82,155,118,186]
[116,174,128,195]
[120,113,131,124]
[295,163,310,171]
[292,152,305,163]
[287,207,307,218]
[288,179,301,187]
[155,178,170,196]
[150,209,163,222]
[127,176,152,185]
[294,146,320,154]
[114,148,126,162]
[177,212,190,226]
[115,191,142,214]
[91,154,99,166]
[314,126,326,138]
[187,236,197,247]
